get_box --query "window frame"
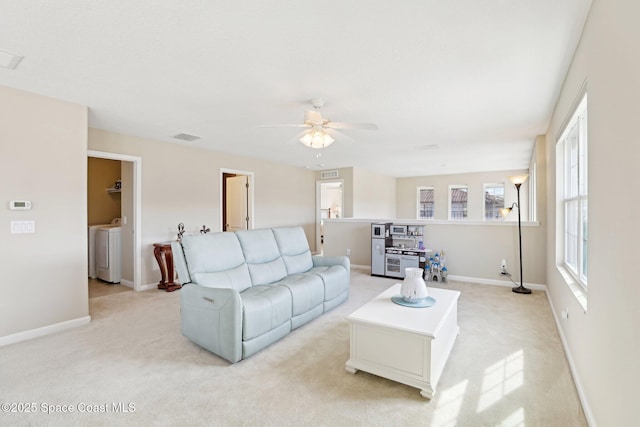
[483,183,505,221]
[416,186,435,220]
[448,184,468,221]
[557,93,588,289]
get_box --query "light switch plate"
[11,220,35,234]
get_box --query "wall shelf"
[107,179,122,193]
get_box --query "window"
[484,183,505,221]
[557,93,588,287]
[417,187,435,219]
[529,162,537,222]
[449,185,468,220]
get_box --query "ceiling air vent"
[320,170,339,179]
[0,49,23,69]
[173,133,201,142]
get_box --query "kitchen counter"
[385,246,432,253]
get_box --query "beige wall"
[88,128,318,287]
[352,167,396,219]
[543,0,639,424]
[317,167,395,219]
[324,219,545,285]
[0,86,89,337]
[396,169,531,221]
[87,157,121,225]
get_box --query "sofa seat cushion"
[236,229,287,285]
[273,274,324,316]
[272,227,314,274]
[309,265,349,301]
[180,232,251,292]
[241,285,292,341]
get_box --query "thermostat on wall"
[9,200,32,210]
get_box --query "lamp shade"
[508,174,529,185]
[499,207,513,218]
[300,129,335,149]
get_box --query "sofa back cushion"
[235,228,287,286]
[179,232,252,292]
[272,226,314,274]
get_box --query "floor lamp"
[500,174,531,294]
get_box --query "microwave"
[371,223,390,238]
[390,225,408,235]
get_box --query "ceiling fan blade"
[325,122,378,130]
[257,124,311,128]
[324,128,354,144]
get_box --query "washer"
[88,218,120,278]
[95,224,122,283]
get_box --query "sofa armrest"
[180,284,243,363]
[312,255,351,272]
[171,240,191,285]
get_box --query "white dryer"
[88,218,121,278]
[95,224,122,283]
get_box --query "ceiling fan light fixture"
[300,129,335,149]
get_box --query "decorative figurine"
[200,225,210,234]
[177,223,185,241]
[426,249,447,282]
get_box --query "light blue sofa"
[171,226,350,363]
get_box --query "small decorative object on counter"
[401,267,429,303]
[200,225,210,234]
[177,223,185,241]
[441,266,448,282]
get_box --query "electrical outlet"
[346,249,351,256]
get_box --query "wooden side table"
[153,242,181,292]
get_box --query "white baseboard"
[139,282,160,292]
[351,267,547,291]
[0,315,91,348]
[121,279,134,289]
[447,274,547,291]
[545,293,596,426]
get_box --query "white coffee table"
[345,283,460,399]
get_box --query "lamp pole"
[513,182,531,294]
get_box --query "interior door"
[316,180,344,253]
[226,175,248,231]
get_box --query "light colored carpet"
[88,278,132,299]
[1,269,586,426]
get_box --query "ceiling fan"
[261,98,378,149]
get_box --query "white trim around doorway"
[220,168,254,232]
[88,150,143,291]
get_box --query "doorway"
[316,180,344,254]
[221,169,254,231]
[88,150,142,292]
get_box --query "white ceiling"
[0,1,591,177]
